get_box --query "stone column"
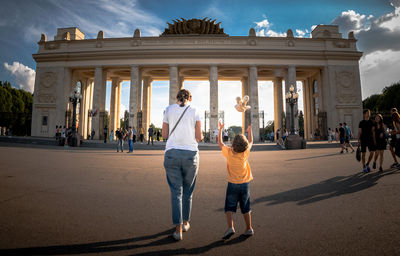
[91,67,103,140]
[116,81,121,129]
[302,79,310,140]
[286,65,298,132]
[273,77,284,138]
[110,77,119,138]
[249,66,260,142]
[178,76,184,90]
[241,76,251,130]
[79,80,87,138]
[129,65,140,129]
[142,76,152,140]
[209,65,218,142]
[169,66,179,105]
[99,71,107,140]
[87,79,93,138]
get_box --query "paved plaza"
[0,144,399,255]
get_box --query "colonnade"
[75,65,327,142]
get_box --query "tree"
[227,126,242,137]
[0,81,33,136]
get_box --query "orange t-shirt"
[221,145,253,184]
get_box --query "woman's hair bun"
[176,89,192,107]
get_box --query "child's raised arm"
[218,120,225,149]
[247,125,253,147]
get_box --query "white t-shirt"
[163,104,201,152]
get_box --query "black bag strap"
[169,105,190,137]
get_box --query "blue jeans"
[117,139,124,152]
[128,139,133,152]
[164,149,199,225]
[225,182,251,214]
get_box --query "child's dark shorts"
[224,182,251,214]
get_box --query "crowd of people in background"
[356,108,400,173]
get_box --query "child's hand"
[219,120,224,129]
[246,125,252,133]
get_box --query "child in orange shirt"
[218,121,254,239]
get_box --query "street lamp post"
[69,82,82,146]
[285,85,299,135]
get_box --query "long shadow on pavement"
[286,153,340,161]
[0,229,176,255]
[0,229,250,256]
[252,168,400,206]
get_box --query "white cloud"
[254,17,311,38]
[3,61,35,93]
[295,29,310,38]
[254,18,287,37]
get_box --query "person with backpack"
[344,122,355,153]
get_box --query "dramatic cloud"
[331,3,400,54]
[0,0,164,43]
[330,1,400,97]
[3,61,35,93]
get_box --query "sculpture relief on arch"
[336,70,356,104]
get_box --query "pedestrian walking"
[116,128,124,152]
[140,127,144,143]
[148,126,154,145]
[372,114,387,172]
[339,123,346,153]
[344,122,355,153]
[147,126,154,145]
[162,89,202,241]
[91,129,95,140]
[358,109,376,173]
[389,108,400,168]
[103,127,108,143]
[110,129,114,142]
[157,130,161,141]
[328,128,332,143]
[126,126,134,153]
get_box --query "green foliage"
[227,126,242,137]
[264,120,274,133]
[363,82,400,112]
[0,81,33,135]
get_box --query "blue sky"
[1,0,400,127]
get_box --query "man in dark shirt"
[358,109,376,173]
[148,126,154,145]
[339,123,346,153]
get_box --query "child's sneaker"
[172,231,182,241]
[222,227,235,240]
[244,228,254,236]
[182,223,190,232]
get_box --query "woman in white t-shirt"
[162,89,203,241]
